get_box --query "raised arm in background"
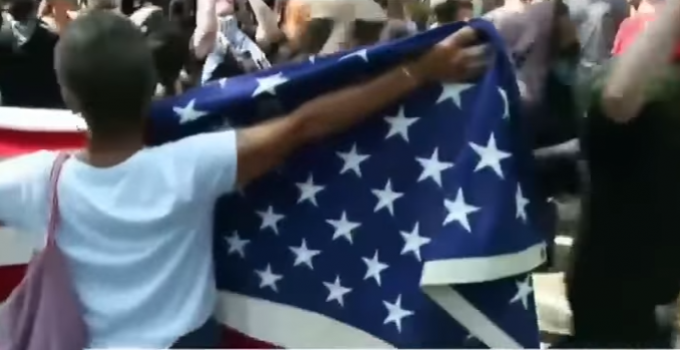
[234,26,489,188]
[602,0,680,123]
[37,0,75,33]
[192,0,218,58]
[385,0,406,19]
[247,0,283,47]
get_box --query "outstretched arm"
[233,27,488,188]
[192,0,218,58]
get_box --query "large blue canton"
[149,19,547,348]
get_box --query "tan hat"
[305,0,387,21]
[304,0,388,54]
[353,0,388,21]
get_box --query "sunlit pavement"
[533,197,579,344]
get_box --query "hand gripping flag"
[0,19,547,348]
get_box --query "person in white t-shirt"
[0,9,489,349]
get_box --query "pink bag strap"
[46,152,70,245]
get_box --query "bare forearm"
[603,2,680,122]
[235,24,485,187]
[192,0,218,58]
[293,66,421,144]
[235,66,421,186]
[248,0,283,44]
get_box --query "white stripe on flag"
[217,291,393,348]
[0,107,85,132]
[0,291,393,349]
[424,286,523,348]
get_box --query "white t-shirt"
[0,130,238,348]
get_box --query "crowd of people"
[0,0,463,107]
[0,0,679,348]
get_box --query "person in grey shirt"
[566,0,629,83]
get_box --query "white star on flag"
[469,133,512,179]
[252,73,289,97]
[255,264,283,292]
[515,184,530,222]
[362,251,389,286]
[257,206,285,234]
[340,48,369,62]
[173,99,208,124]
[337,144,370,177]
[383,295,414,332]
[416,148,454,187]
[323,276,352,306]
[400,222,431,262]
[385,107,418,143]
[225,232,249,258]
[289,239,321,269]
[443,188,480,232]
[372,180,404,216]
[437,83,474,108]
[296,174,325,206]
[509,275,534,310]
[327,211,361,243]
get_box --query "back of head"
[349,0,388,47]
[351,19,384,46]
[55,10,156,134]
[431,0,473,24]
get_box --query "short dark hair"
[297,18,333,55]
[433,0,472,24]
[55,10,156,134]
[352,20,385,47]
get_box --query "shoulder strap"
[46,153,70,245]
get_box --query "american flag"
[0,19,546,348]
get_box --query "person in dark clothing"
[559,0,680,347]
[431,0,474,27]
[131,5,189,96]
[0,0,63,108]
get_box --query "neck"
[84,131,145,168]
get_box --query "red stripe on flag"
[0,129,86,157]
[0,264,26,300]
[224,328,280,348]
[0,263,277,348]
